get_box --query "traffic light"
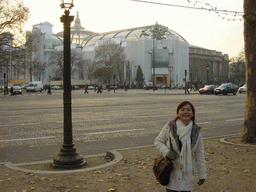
[185,70,187,76]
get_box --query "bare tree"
[229,51,245,86]
[49,48,88,81]
[77,58,93,80]
[0,0,29,44]
[24,31,33,82]
[25,31,46,82]
[49,50,63,80]
[242,0,256,143]
[92,40,126,85]
[10,45,26,79]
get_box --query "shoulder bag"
[153,137,174,186]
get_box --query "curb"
[3,135,255,174]
[3,150,123,174]
[219,135,256,147]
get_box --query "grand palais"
[27,12,229,87]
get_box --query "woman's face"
[177,104,194,125]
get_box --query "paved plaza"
[0,89,246,163]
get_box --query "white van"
[26,81,44,92]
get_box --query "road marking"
[226,118,244,122]
[83,128,145,135]
[56,119,109,123]
[203,127,216,130]
[0,136,55,142]
[132,115,168,118]
[0,123,40,127]
[197,122,212,125]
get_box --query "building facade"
[189,45,229,85]
[26,12,229,86]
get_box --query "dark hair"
[174,101,195,122]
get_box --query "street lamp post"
[206,65,209,84]
[152,35,155,91]
[53,0,85,168]
[163,75,167,94]
[168,66,173,89]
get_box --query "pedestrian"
[84,84,88,94]
[154,101,207,192]
[186,88,190,94]
[97,85,102,93]
[10,86,14,96]
[47,86,52,95]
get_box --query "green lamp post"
[53,0,85,168]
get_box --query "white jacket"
[154,120,207,191]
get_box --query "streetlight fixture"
[53,0,85,168]
[60,0,74,9]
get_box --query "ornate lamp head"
[60,0,74,9]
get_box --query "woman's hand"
[166,150,179,160]
[197,179,205,186]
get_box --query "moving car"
[13,86,22,95]
[238,84,246,93]
[214,83,238,95]
[199,85,216,94]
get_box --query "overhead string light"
[187,0,243,21]
[130,0,244,21]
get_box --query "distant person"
[84,84,88,94]
[10,86,14,96]
[97,85,102,93]
[47,86,52,95]
[155,101,207,192]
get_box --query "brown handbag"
[153,138,174,186]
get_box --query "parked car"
[51,85,62,90]
[26,81,44,92]
[199,85,217,94]
[88,85,95,90]
[238,84,246,93]
[143,82,158,90]
[214,83,238,95]
[110,85,118,90]
[13,86,22,95]
[19,83,27,89]
[161,85,170,89]
[72,85,79,90]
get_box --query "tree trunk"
[242,0,256,143]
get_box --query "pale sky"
[23,0,244,58]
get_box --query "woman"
[155,101,207,192]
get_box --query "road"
[0,89,246,163]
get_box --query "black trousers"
[166,189,191,192]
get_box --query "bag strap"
[169,137,174,151]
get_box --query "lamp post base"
[52,144,86,168]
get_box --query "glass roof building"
[52,13,190,86]
[81,25,188,47]
[46,13,228,85]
